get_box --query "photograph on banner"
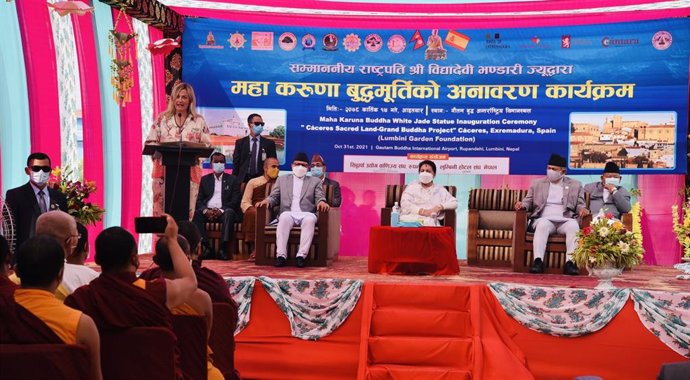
[199,107,287,167]
[182,18,689,174]
[569,111,676,170]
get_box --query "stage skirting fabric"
[229,278,688,379]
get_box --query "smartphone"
[134,216,167,234]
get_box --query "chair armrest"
[581,214,592,228]
[381,207,392,226]
[621,213,633,231]
[512,209,528,271]
[443,210,457,233]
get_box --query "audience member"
[0,235,17,296]
[232,113,277,183]
[65,216,196,379]
[310,153,341,207]
[400,160,457,226]
[154,235,224,380]
[10,236,102,380]
[5,152,67,254]
[515,153,589,275]
[142,220,238,307]
[193,152,241,260]
[145,82,211,218]
[584,161,631,219]
[257,152,329,268]
[241,157,279,260]
[68,222,90,265]
[35,211,99,300]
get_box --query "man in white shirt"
[515,154,589,275]
[193,152,241,260]
[400,160,457,226]
[257,152,329,268]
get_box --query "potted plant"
[572,212,644,289]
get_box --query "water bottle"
[391,202,401,227]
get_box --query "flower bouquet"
[572,212,644,270]
[49,166,105,226]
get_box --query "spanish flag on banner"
[445,30,470,51]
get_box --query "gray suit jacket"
[583,182,631,218]
[521,177,586,219]
[266,174,326,215]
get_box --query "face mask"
[212,162,225,174]
[30,170,50,186]
[292,165,308,178]
[267,167,279,179]
[604,177,620,186]
[252,125,264,135]
[547,169,563,182]
[311,167,323,177]
[419,171,434,184]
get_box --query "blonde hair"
[164,82,201,120]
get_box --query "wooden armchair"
[205,182,249,259]
[467,188,528,267]
[172,315,208,380]
[254,184,340,267]
[511,193,632,274]
[100,327,177,380]
[209,303,239,380]
[380,184,457,232]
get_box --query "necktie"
[38,190,48,214]
[249,138,258,175]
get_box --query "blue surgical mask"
[310,167,323,177]
[604,177,620,187]
[212,162,225,174]
[252,125,264,135]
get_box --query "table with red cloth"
[368,226,459,275]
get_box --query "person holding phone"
[145,82,211,218]
[5,152,68,253]
[232,113,277,183]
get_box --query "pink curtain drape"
[16,0,61,164]
[148,26,167,117]
[113,10,143,239]
[72,3,104,261]
[638,175,684,265]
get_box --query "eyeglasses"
[293,162,308,167]
[253,122,265,127]
[65,234,81,245]
[30,166,51,173]
[311,163,324,167]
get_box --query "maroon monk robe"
[64,272,188,380]
[0,275,18,297]
[0,293,62,344]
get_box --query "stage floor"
[137,255,689,292]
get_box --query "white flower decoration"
[598,227,610,237]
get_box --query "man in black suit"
[232,113,277,183]
[5,152,68,254]
[193,152,241,260]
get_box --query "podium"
[143,143,214,221]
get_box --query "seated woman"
[400,160,457,226]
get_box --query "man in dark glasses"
[232,113,278,183]
[5,152,67,255]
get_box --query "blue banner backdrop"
[182,18,689,174]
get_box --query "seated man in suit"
[515,153,589,275]
[400,160,457,226]
[584,161,631,219]
[193,152,241,260]
[232,113,278,183]
[65,217,197,379]
[5,152,67,255]
[241,157,280,260]
[9,235,102,380]
[310,153,342,207]
[10,211,99,300]
[256,152,330,268]
[153,235,224,380]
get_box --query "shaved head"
[36,210,77,257]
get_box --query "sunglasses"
[30,166,51,173]
[253,122,265,127]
